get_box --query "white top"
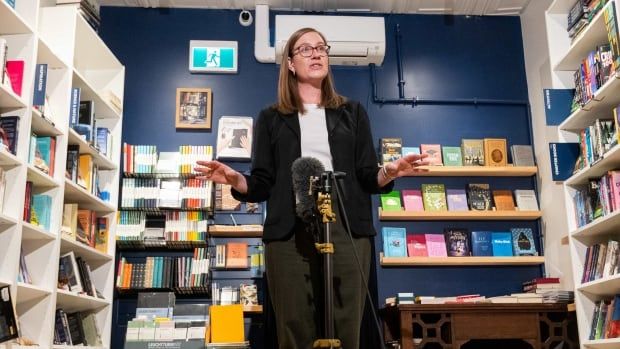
[299,104,333,171]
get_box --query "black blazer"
[232,100,394,241]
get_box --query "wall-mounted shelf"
[209,225,263,237]
[378,209,542,221]
[379,253,545,266]
[406,166,538,177]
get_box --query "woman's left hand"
[384,153,430,178]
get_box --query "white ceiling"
[98,0,533,16]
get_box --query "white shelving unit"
[0,1,124,348]
[545,0,620,347]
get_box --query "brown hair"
[275,27,345,114]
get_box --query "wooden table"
[381,303,578,349]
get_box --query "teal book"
[491,232,513,256]
[381,190,402,211]
[382,227,407,257]
[442,146,463,166]
[31,194,52,231]
[402,146,421,156]
[35,136,52,174]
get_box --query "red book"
[5,60,24,96]
[407,234,427,257]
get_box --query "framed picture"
[59,251,83,293]
[216,116,253,160]
[175,88,212,129]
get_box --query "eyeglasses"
[292,44,331,57]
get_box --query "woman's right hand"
[195,160,247,193]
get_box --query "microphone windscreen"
[291,157,325,222]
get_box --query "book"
[402,146,420,156]
[76,100,95,143]
[483,138,507,167]
[61,204,78,240]
[59,251,83,293]
[491,232,513,256]
[446,189,468,211]
[548,142,580,181]
[0,286,18,343]
[421,184,447,211]
[492,190,515,211]
[380,138,402,164]
[543,89,574,126]
[406,234,427,257]
[424,234,448,257]
[216,116,253,160]
[382,227,407,257]
[510,228,537,256]
[471,231,493,256]
[515,189,539,211]
[467,183,492,211]
[32,63,48,110]
[69,87,81,128]
[401,189,424,211]
[209,304,245,343]
[511,145,535,166]
[0,116,19,155]
[420,144,442,165]
[0,39,6,86]
[95,217,109,254]
[380,190,402,211]
[444,228,471,256]
[76,209,94,247]
[441,146,462,166]
[5,60,24,96]
[226,242,248,268]
[461,139,484,166]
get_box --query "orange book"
[226,242,248,268]
[209,304,244,343]
[492,190,515,211]
[483,138,507,167]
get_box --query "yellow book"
[208,304,244,343]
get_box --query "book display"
[546,0,620,346]
[0,1,124,347]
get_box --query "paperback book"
[444,228,471,257]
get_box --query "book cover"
[225,242,248,268]
[382,227,407,257]
[78,154,93,191]
[461,139,484,166]
[424,234,448,257]
[548,142,580,181]
[444,228,471,257]
[380,138,402,164]
[76,100,95,142]
[401,189,424,211]
[421,184,447,211]
[380,190,402,211]
[32,63,48,108]
[492,190,515,211]
[467,183,492,211]
[69,88,81,128]
[402,146,420,156]
[216,116,253,160]
[209,304,244,343]
[442,146,462,166]
[95,217,108,254]
[483,138,507,167]
[510,228,538,256]
[604,1,620,71]
[420,144,442,165]
[543,89,575,126]
[511,145,535,166]
[471,231,493,256]
[406,234,427,257]
[514,189,539,211]
[446,189,468,211]
[76,209,93,247]
[0,116,19,155]
[5,60,24,96]
[491,232,513,256]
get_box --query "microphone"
[291,157,325,223]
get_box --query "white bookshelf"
[545,1,620,346]
[0,0,124,347]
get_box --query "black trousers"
[265,193,371,349]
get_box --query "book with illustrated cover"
[0,116,19,155]
[515,189,539,211]
[461,139,484,166]
[226,242,248,268]
[420,144,442,165]
[216,116,253,160]
[510,228,537,256]
[511,145,535,166]
[421,184,447,211]
[446,189,468,211]
[444,228,471,257]
[402,146,420,156]
[401,189,423,211]
[61,204,78,240]
[424,234,447,257]
[604,1,620,71]
[0,286,18,344]
[492,190,515,211]
[442,146,462,166]
[491,232,513,256]
[381,190,402,211]
[471,231,493,256]
[467,183,492,211]
[483,138,507,167]
[382,227,407,257]
[95,217,108,254]
[406,234,427,257]
[380,138,402,164]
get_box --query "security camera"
[239,10,253,26]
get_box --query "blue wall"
[101,7,539,347]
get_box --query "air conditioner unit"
[274,15,385,66]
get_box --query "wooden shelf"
[64,178,116,213]
[209,225,263,237]
[566,143,620,187]
[380,253,545,266]
[243,305,263,314]
[16,282,52,303]
[60,236,113,268]
[21,221,56,241]
[405,166,538,177]
[378,208,542,221]
[577,274,620,297]
[31,109,63,136]
[68,128,117,170]
[0,81,27,110]
[582,338,620,348]
[0,1,34,35]
[558,75,620,132]
[27,164,60,188]
[56,289,110,313]
[0,148,21,167]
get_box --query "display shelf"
[571,209,620,241]
[21,221,55,241]
[582,338,620,348]
[565,144,620,187]
[379,253,545,266]
[27,164,59,188]
[60,236,113,268]
[243,305,263,314]
[68,128,117,170]
[120,207,211,213]
[53,346,105,349]
[378,208,542,221]
[56,289,110,313]
[64,178,115,213]
[0,148,21,167]
[16,282,51,303]
[116,239,208,250]
[558,74,620,132]
[0,212,17,226]
[209,225,263,237]
[405,166,538,177]
[116,287,210,296]
[31,109,63,136]
[72,69,121,120]
[0,1,34,35]
[0,80,27,110]
[577,274,620,297]
[553,0,612,71]
[37,36,69,70]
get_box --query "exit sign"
[189,40,238,73]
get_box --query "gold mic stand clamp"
[313,338,342,348]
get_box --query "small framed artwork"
[59,251,83,293]
[216,116,253,160]
[175,88,212,129]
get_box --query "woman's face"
[288,31,329,85]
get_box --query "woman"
[195,27,428,348]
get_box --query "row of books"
[116,250,210,291]
[116,211,209,242]
[123,144,213,176]
[67,149,110,202]
[380,137,535,167]
[61,204,109,252]
[23,182,52,231]
[581,239,619,284]
[58,250,102,298]
[28,133,57,176]
[381,185,539,212]
[573,172,620,227]
[522,277,561,293]
[382,227,538,258]
[56,0,101,32]
[17,248,31,284]
[574,116,617,173]
[568,0,609,41]
[211,283,258,307]
[70,88,113,157]
[590,294,620,340]
[121,178,213,210]
[54,309,102,346]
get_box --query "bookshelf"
[0,1,124,347]
[378,208,543,221]
[405,165,538,177]
[379,253,545,266]
[546,0,620,345]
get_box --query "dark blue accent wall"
[101,7,538,347]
